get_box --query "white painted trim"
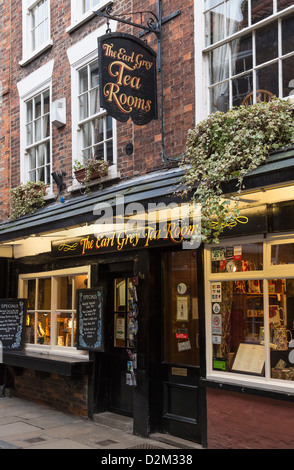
[17,61,54,186]
[66,0,113,33]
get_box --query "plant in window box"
[10,181,46,220]
[180,98,294,243]
[73,157,109,191]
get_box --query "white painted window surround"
[17,60,54,189]
[67,22,118,188]
[66,0,113,33]
[20,0,53,67]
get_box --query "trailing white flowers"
[181,98,294,243]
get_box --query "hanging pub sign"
[98,32,157,125]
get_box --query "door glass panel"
[114,278,126,347]
[163,251,199,366]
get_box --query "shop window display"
[22,270,88,350]
[207,240,294,387]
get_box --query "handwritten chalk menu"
[77,288,104,351]
[0,299,27,350]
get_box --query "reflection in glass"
[282,14,294,55]
[256,63,279,99]
[256,23,278,66]
[210,83,229,113]
[233,72,253,107]
[271,244,294,265]
[232,35,252,75]
[211,243,263,273]
[283,57,294,97]
[38,278,51,310]
[211,44,230,84]
[205,3,225,46]
[278,0,294,12]
[227,0,248,35]
[251,0,273,25]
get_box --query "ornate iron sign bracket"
[94,0,182,163]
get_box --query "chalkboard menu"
[77,288,104,351]
[0,299,27,350]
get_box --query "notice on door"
[77,288,105,351]
[0,299,27,351]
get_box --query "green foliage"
[181,98,294,243]
[10,181,46,220]
[73,157,109,192]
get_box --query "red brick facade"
[1,0,195,222]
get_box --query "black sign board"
[0,299,27,350]
[77,288,104,351]
[98,32,157,125]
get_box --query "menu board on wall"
[77,288,105,352]
[0,299,27,350]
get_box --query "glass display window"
[19,267,90,355]
[205,237,294,391]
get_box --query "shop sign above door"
[98,33,157,125]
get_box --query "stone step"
[93,412,133,433]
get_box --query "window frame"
[67,25,118,189]
[17,60,54,190]
[66,0,113,33]
[21,0,53,66]
[195,0,294,122]
[205,233,294,393]
[18,266,91,358]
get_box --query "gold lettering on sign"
[102,43,153,115]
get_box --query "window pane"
[278,0,294,12]
[90,89,99,115]
[57,277,73,310]
[79,94,88,120]
[283,56,294,97]
[106,141,113,165]
[37,312,50,345]
[27,279,36,309]
[227,0,248,35]
[205,3,225,46]
[79,67,88,94]
[38,278,51,309]
[269,279,294,381]
[256,62,279,99]
[82,122,91,149]
[56,312,74,347]
[94,118,104,144]
[211,243,263,273]
[211,44,230,84]
[163,251,200,366]
[210,83,229,113]
[233,72,253,107]
[282,14,294,55]
[256,22,278,66]
[251,0,273,25]
[271,243,294,265]
[211,280,265,375]
[73,275,88,309]
[232,35,252,75]
[26,312,35,344]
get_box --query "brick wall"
[0,0,12,220]
[2,0,195,222]
[12,369,89,417]
[207,388,294,449]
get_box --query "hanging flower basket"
[10,181,47,220]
